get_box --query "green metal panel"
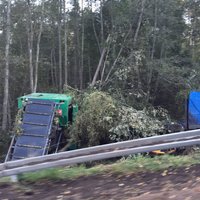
[18,93,73,127]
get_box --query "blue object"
[11,99,56,160]
[188,91,200,129]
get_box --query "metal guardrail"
[0,129,200,177]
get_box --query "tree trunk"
[150,0,157,61]
[33,1,44,92]
[73,0,80,88]
[100,0,104,51]
[53,48,58,89]
[7,95,11,129]
[91,35,110,87]
[50,49,56,87]
[103,0,146,86]
[92,15,101,55]
[58,0,62,92]
[146,0,158,102]
[64,0,68,86]
[27,0,34,92]
[100,46,110,84]
[80,0,84,89]
[2,0,11,131]
[133,0,146,46]
[88,56,92,82]
[104,27,132,84]
[132,0,146,91]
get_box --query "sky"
[66,0,100,11]
[34,0,100,12]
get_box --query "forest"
[0,0,200,152]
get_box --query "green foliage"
[63,84,83,104]
[70,91,118,147]
[69,90,170,147]
[13,109,23,136]
[110,106,170,142]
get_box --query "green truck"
[6,93,78,161]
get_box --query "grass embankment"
[15,153,200,182]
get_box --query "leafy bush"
[110,106,170,142]
[70,91,118,147]
[69,90,170,148]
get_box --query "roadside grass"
[17,153,200,182]
[0,176,12,183]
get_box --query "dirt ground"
[1,165,200,200]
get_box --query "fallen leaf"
[169,195,176,199]
[162,170,168,176]
[137,182,144,186]
[56,195,63,200]
[143,192,150,195]
[63,191,71,195]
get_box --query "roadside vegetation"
[16,153,200,182]
[65,89,170,149]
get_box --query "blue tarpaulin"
[188,91,200,129]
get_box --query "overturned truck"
[5,93,78,161]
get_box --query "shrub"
[69,90,170,148]
[110,106,170,142]
[70,91,118,147]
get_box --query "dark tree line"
[0,0,200,131]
